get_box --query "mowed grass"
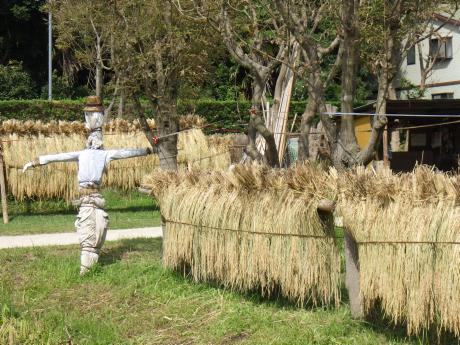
[0,238,449,345]
[0,189,160,235]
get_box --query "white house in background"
[398,13,460,100]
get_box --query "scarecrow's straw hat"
[83,95,104,112]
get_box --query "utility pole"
[48,8,52,100]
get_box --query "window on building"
[429,37,453,60]
[432,93,454,99]
[407,46,416,65]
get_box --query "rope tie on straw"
[356,240,460,245]
[164,219,460,245]
[164,218,339,240]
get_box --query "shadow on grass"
[167,260,338,313]
[98,237,162,267]
[162,258,458,345]
[363,304,460,345]
[357,298,460,345]
[87,237,460,345]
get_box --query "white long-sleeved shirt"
[38,148,150,188]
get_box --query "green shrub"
[178,100,308,131]
[40,73,90,100]
[0,62,38,100]
[0,99,82,122]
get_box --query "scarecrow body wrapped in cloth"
[22,96,153,275]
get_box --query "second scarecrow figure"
[23,96,153,275]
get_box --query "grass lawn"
[0,238,451,345]
[0,189,161,236]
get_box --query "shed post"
[344,232,362,318]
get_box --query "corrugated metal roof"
[354,99,460,116]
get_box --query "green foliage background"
[0,62,38,100]
[0,99,313,131]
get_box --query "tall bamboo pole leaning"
[0,142,9,224]
[276,42,299,163]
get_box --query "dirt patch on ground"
[221,331,250,344]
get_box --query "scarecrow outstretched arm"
[23,151,80,173]
[38,152,81,165]
[107,148,152,161]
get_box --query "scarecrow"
[22,96,154,275]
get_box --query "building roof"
[355,99,460,116]
[433,13,460,27]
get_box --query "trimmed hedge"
[0,99,82,122]
[0,99,308,130]
[178,100,309,130]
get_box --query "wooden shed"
[354,99,460,172]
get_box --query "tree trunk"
[388,79,397,100]
[155,99,179,171]
[118,91,124,118]
[357,16,401,165]
[271,60,288,122]
[95,63,102,97]
[149,32,179,171]
[298,114,313,162]
[319,1,401,170]
[419,69,428,96]
[246,79,279,167]
[330,0,360,169]
[357,73,388,165]
[298,68,324,161]
[95,33,103,98]
[134,96,178,171]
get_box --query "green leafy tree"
[177,0,290,167]
[327,0,460,169]
[109,0,211,170]
[275,0,342,162]
[39,72,90,99]
[51,0,114,98]
[0,61,37,99]
[0,0,48,87]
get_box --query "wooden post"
[390,129,401,152]
[344,232,362,318]
[161,213,167,265]
[0,144,9,224]
[317,199,336,213]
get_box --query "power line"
[326,112,460,118]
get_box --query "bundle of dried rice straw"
[337,165,460,336]
[143,163,341,306]
[2,117,231,201]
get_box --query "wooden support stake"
[138,186,152,195]
[344,232,362,318]
[0,145,9,224]
[317,199,336,213]
[161,213,167,265]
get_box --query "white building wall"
[398,19,460,99]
